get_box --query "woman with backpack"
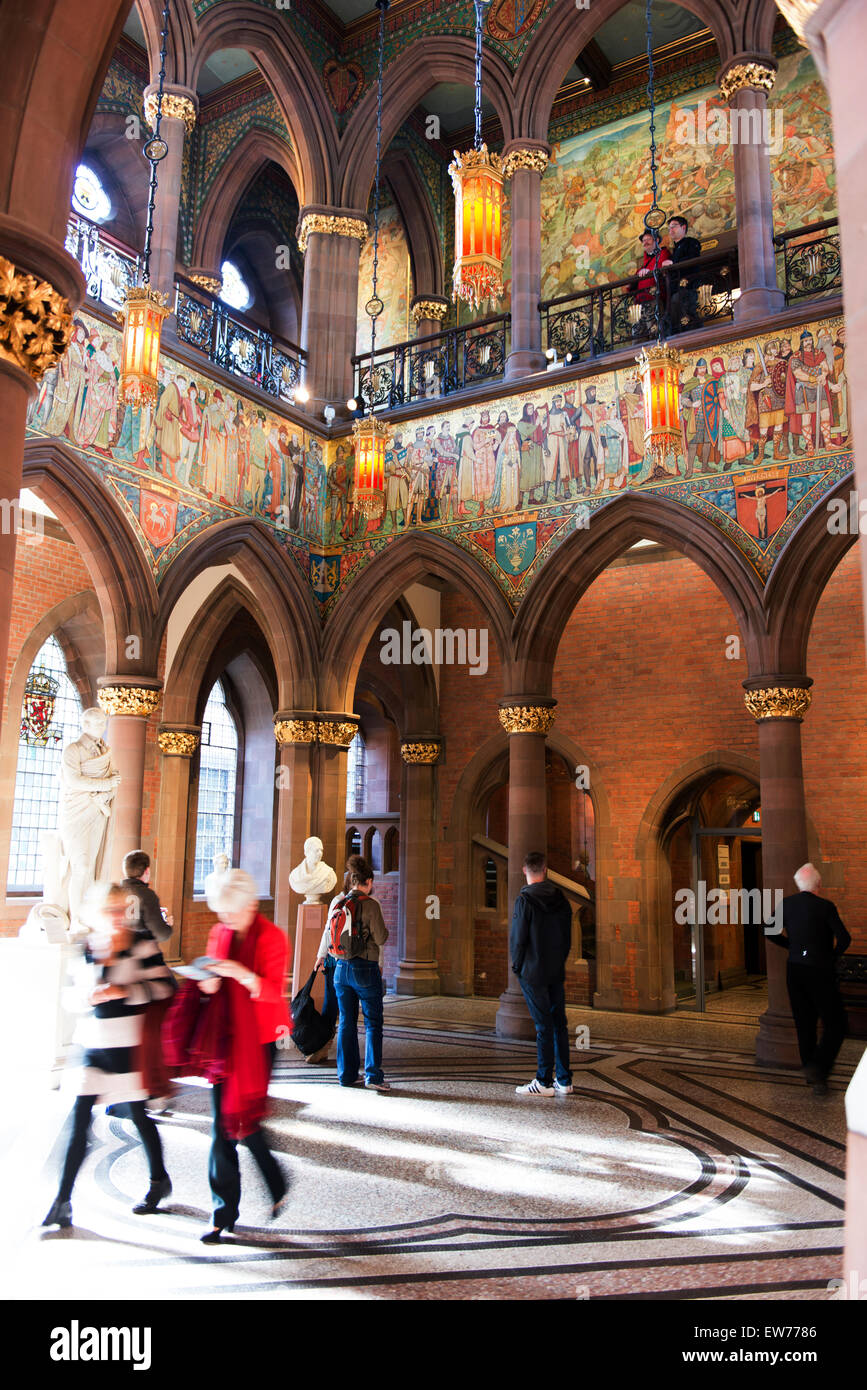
[315,855,390,1090]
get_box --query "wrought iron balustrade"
[65,212,140,312]
[541,245,740,365]
[174,279,305,404]
[775,218,841,304]
[352,313,510,413]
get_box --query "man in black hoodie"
[666,214,704,334]
[510,852,574,1096]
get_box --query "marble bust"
[289,836,337,904]
[204,852,231,911]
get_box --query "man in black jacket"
[510,852,574,1096]
[768,863,851,1095]
[667,214,704,333]
[122,850,173,943]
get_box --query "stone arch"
[191,126,301,273]
[513,492,767,696]
[22,439,159,674]
[512,0,735,143]
[443,729,509,994]
[338,35,517,209]
[382,150,444,299]
[135,0,197,87]
[319,532,514,713]
[156,519,320,710]
[190,6,337,205]
[79,111,147,250]
[764,474,858,676]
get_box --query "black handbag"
[290,969,336,1056]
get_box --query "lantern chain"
[142,0,171,286]
[643,0,665,333]
[366,0,389,413]
[474,0,486,151]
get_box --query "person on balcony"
[666,215,703,334]
[632,230,671,342]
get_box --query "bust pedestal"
[291,903,329,1014]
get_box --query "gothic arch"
[512,0,734,144]
[191,126,301,274]
[383,150,444,299]
[22,439,159,675]
[190,6,337,206]
[338,35,517,209]
[135,0,196,87]
[319,531,514,713]
[162,574,278,726]
[512,492,767,696]
[156,519,320,710]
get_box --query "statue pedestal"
[0,938,78,1087]
[291,903,329,1011]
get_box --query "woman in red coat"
[198,870,292,1243]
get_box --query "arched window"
[71,164,112,223]
[483,856,498,910]
[194,680,239,893]
[8,636,83,893]
[220,260,251,312]
[346,734,366,814]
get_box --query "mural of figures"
[356,197,413,353]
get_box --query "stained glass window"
[220,260,251,312]
[8,636,83,893]
[71,164,112,223]
[346,734,365,814]
[194,680,238,893]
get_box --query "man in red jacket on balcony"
[632,230,671,342]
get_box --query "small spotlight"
[545,348,556,361]
[565,352,573,363]
[294,385,310,403]
[347,397,358,411]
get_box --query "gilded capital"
[144,90,198,133]
[318,720,358,747]
[743,686,812,721]
[97,685,162,719]
[158,729,200,757]
[189,272,222,296]
[498,704,556,735]
[411,297,449,325]
[297,214,368,256]
[718,60,776,103]
[0,255,74,382]
[502,146,550,178]
[274,718,317,745]
[401,741,441,764]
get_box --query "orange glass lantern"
[352,415,389,517]
[636,342,683,469]
[449,145,504,310]
[116,285,171,408]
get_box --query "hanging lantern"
[352,415,389,517]
[449,145,504,310]
[636,343,683,469]
[20,666,61,748]
[116,285,170,407]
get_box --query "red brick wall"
[2,532,93,721]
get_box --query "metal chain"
[367,0,389,408]
[474,0,484,150]
[142,0,171,285]
[644,0,664,327]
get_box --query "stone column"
[273,715,316,931]
[717,58,785,323]
[502,142,550,380]
[97,678,163,877]
[297,208,368,411]
[395,738,442,996]
[0,220,83,718]
[410,295,449,340]
[495,699,556,1039]
[143,86,198,301]
[743,678,813,1068]
[313,714,361,887]
[154,725,200,960]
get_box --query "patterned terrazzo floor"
[3,999,863,1301]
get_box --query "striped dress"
[68,935,175,1103]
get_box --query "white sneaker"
[554,1080,574,1095]
[515,1078,555,1096]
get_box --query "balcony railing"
[352,313,510,412]
[775,218,841,304]
[65,212,140,313]
[174,278,306,404]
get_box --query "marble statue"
[289,835,337,904]
[55,706,120,924]
[204,851,231,911]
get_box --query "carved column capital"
[0,254,74,383]
[317,717,360,748]
[742,680,813,722]
[158,726,201,757]
[297,208,368,255]
[97,679,163,719]
[501,141,551,179]
[410,295,449,325]
[401,739,442,764]
[144,86,198,133]
[718,56,777,102]
[274,714,318,745]
[498,699,557,735]
[187,268,223,296]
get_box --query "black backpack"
[290,969,336,1056]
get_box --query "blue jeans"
[519,977,572,1087]
[334,958,384,1086]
